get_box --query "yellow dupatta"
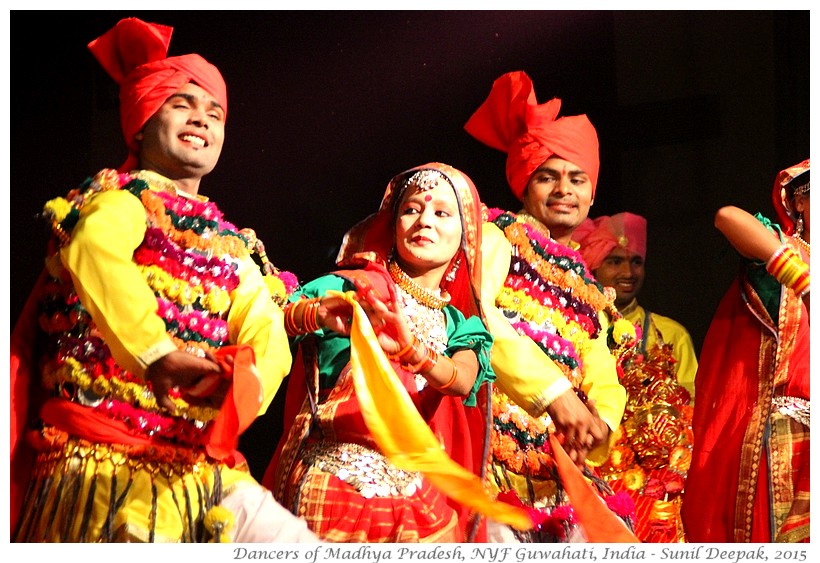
[331,290,532,531]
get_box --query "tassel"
[78,463,99,542]
[182,472,197,542]
[166,470,189,542]
[102,467,118,540]
[149,479,158,543]
[193,473,207,542]
[60,458,86,541]
[203,506,235,543]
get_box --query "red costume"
[682,160,810,542]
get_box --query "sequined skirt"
[286,440,460,542]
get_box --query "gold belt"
[303,441,422,499]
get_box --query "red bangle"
[402,342,435,373]
[432,358,458,391]
[283,301,300,337]
[389,336,418,362]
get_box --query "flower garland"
[488,209,609,312]
[487,209,615,388]
[36,168,265,445]
[491,388,555,477]
[496,484,636,541]
[136,184,249,259]
[140,262,233,315]
[156,297,230,346]
[43,356,219,425]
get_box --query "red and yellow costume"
[575,212,697,542]
[465,71,635,542]
[681,160,810,543]
[10,18,295,542]
[263,163,531,542]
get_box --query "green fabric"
[743,213,786,322]
[290,273,495,407]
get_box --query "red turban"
[771,158,810,235]
[464,71,599,201]
[573,212,647,272]
[87,17,228,172]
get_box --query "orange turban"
[771,158,810,235]
[574,212,647,272]
[464,71,599,200]
[88,17,228,172]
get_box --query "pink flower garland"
[156,298,230,343]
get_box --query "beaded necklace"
[793,234,810,258]
[388,260,451,310]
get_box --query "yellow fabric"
[60,187,291,413]
[17,436,257,542]
[480,223,572,415]
[480,222,626,463]
[621,301,698,401]
[226,255,291,414]
[62,190,173,377]
[332,290,533,531]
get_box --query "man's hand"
[145,350,225,413]
[547,390,610,468]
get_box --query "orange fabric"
[205,345,263,466]
[10,270,50,534]
[464,71,599,200]
[87,17,228,172]
[574,213,647,271]
[548,434,639,543]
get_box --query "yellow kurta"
[619,299,698,401]
[63,188,291,412]
[16,170,292,542]
[481,221,626,465]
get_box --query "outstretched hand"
[145,350,227,412]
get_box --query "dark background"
[10,10,810,479]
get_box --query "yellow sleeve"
[650,314,698,402]
[227,255,292,414]
[673,336,698,403]
[581,313,628,464]
[61,189,177,378]
[480,222,572,417]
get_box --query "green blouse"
[290,273,495,407]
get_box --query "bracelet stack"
[767,245,811,296]
[284,298,321,337]
[389,335,458,391]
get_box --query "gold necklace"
[793,234,810,257]
[388,261,450,310]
